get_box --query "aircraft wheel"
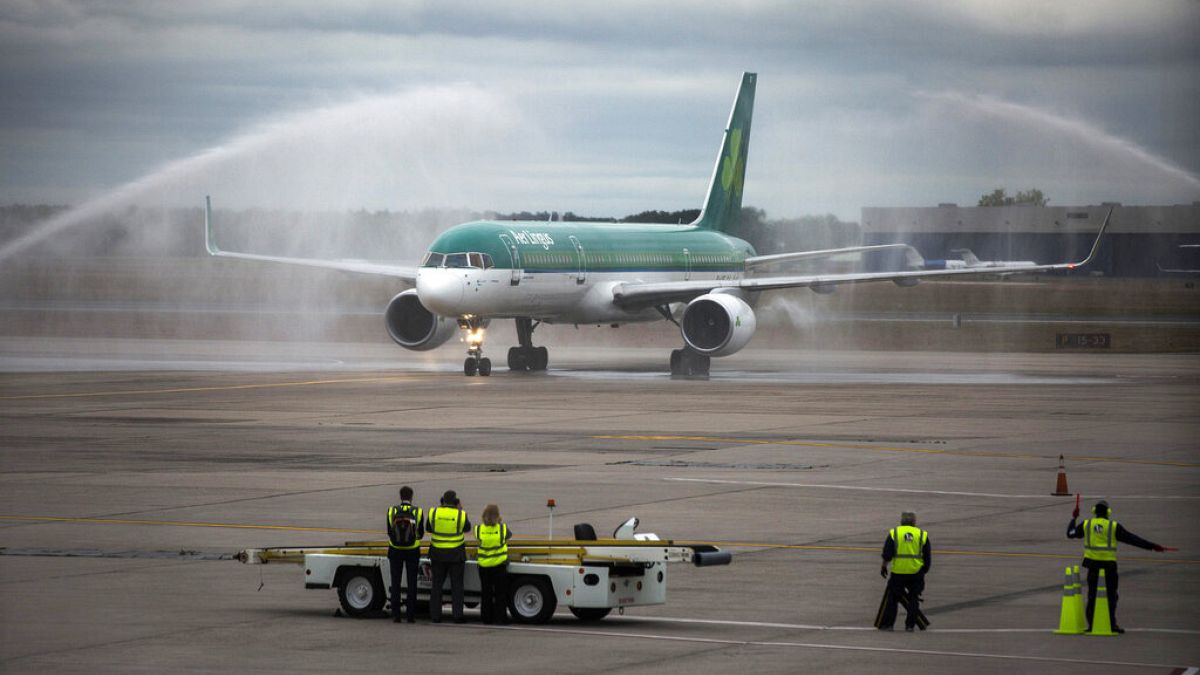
[464,357,478,376]
[508,347,528,372]
[478,357,492,376]
[534,346,549,371]
[669,349,682,375]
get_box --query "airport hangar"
[861,203,1200,277]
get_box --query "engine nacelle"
[384,289,456,351]
[680,293,757,357]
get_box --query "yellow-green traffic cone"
[1054,566,1084,634]
[1088,569,1117,636]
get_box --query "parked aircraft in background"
[918,249,1039,270]
[206,73,1108,377]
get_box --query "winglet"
[204,196,220,255]
[1064,207,1112,270]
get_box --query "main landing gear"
[508,317,548,372]
[669,347,710,377]
[459,316,491,377]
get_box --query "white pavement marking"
[610,615,1200,636]
[665,477,1200,500]
[497,624,1190,671]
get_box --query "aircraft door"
[499,234,521,285]
[683,248,691,281]
[569,235,586,284]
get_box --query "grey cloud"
[0,0,1197,219]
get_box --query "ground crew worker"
[1067,499,1166,634]
[879,511,931,631]
[426,489,471,623]
[474,504,513,624]
[386,486,424,624]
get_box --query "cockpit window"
[422,251,492,269]
[469,253,495,269]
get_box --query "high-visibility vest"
[428,506,467,549]
[889,526,927,574]
[386,504,422,550]
[1082,517,1118,561]
[474,523,509,567]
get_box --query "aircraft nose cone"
[416,269,465,316]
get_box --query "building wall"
[861,204,1200,277]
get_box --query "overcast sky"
[2,0,1198,221]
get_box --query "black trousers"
[430,558,465,621]
[881,573,925,628]
[478,563,509,623]
[387,547,420,620]
[1082,559,1119,628]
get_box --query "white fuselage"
[416,267,741,324]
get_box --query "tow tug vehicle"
[236,517,731,623]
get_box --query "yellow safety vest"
[889,526,927,575]
[428,506,467,549]
[474,523,509,568]
[386,504,422,550]
[1082,517,1118,562]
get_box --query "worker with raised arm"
[1067,499,1167,634]
[474,503,513,624]
[878,511,931,632]
[427,489,471,623]
[386,486,424,624]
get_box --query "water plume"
[0,84,534,262]
[919,91,1200,194]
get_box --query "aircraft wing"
[612,209,1110,310]
[204,197,418,283]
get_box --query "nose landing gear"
[459,316,491,377]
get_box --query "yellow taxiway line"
[0,514,378,535]
[0,375,415,401]
[593,434,1200,468]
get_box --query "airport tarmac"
[2,338,1198,673]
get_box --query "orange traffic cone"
[1053,455,1070,496]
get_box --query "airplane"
[205,72,1109,377]
[918,249,1039,270]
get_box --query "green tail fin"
[693,72,756,232]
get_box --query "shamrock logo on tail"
[720,129,745,196]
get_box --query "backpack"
[390,505,418,547]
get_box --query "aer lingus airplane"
[205,72,1108,377]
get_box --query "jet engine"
[680,293,757,357]
[384,289,456,351]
